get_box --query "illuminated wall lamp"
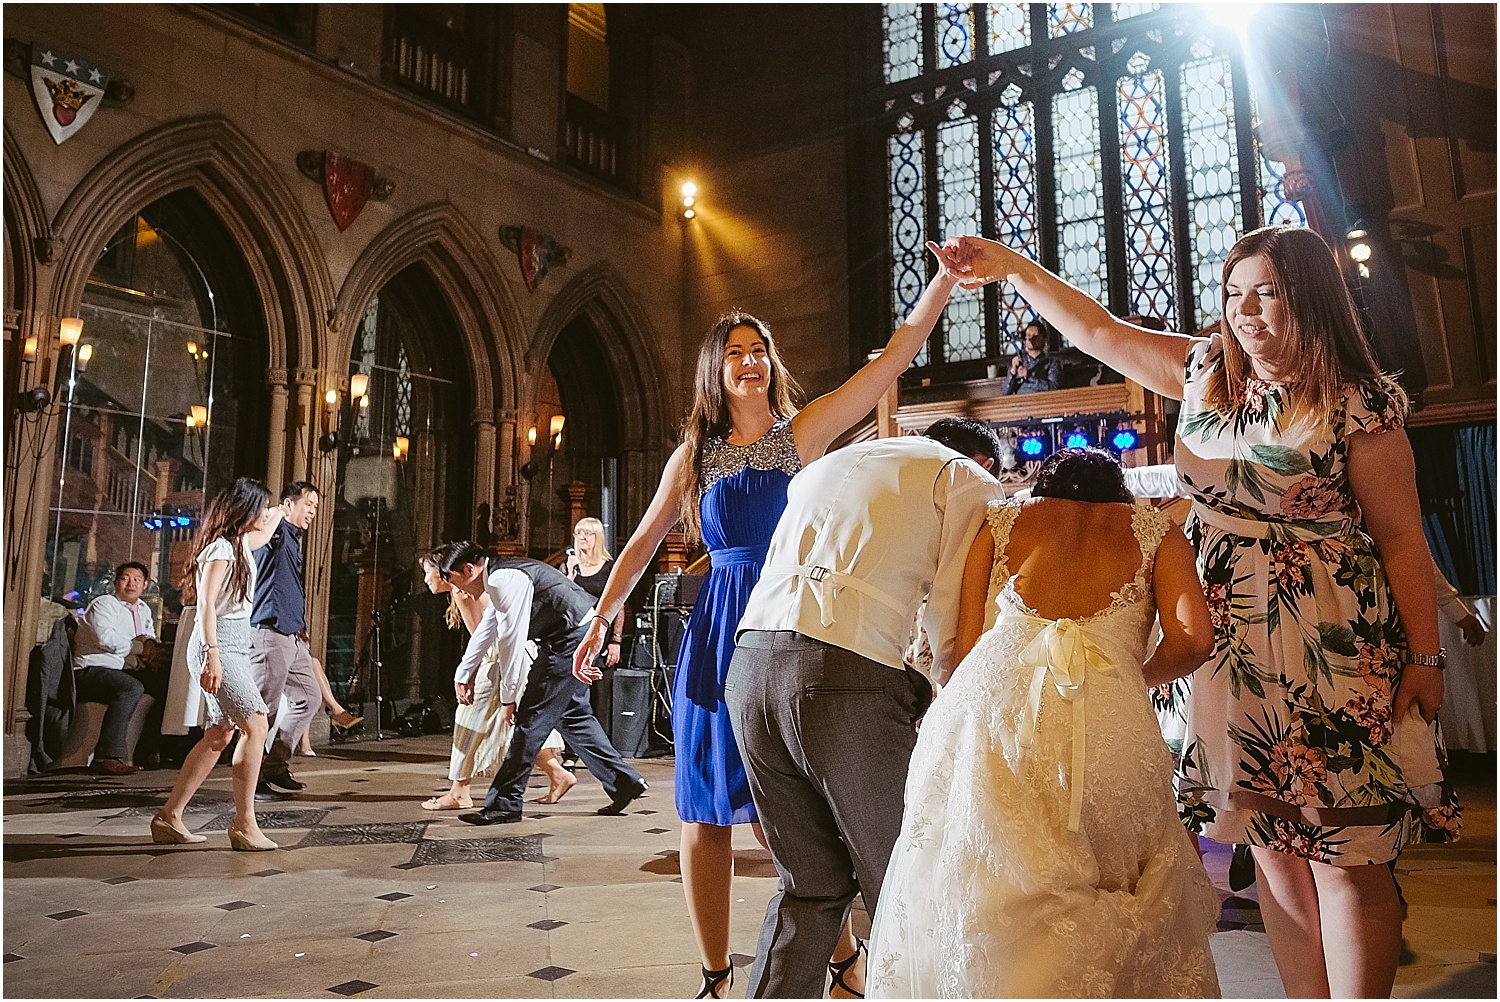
[319,390,340,452]
[76,343,94,373]
[191,404,208,427]
[186,340,198,357]
[549,413,565,446]
[394,435,409,461]
[59,317,83,346]
[527,425,538,446]
[23,335,38,359]
[681,181,697,220]
[349,372,369,402]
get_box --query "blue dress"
[673,419,801,826]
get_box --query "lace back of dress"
[983,499,1171,644]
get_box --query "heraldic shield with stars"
[30,44,111,145]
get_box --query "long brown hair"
[1204,225,1397,421]
[182,477,270,609]
[671,311,802,542]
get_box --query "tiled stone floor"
[3,737,1493,999]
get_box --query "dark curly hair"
[1031,447,1132,504]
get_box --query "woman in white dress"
[150,477,283,851]
[868,449,1222,998]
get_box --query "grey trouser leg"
[74,667,145,760]
[251,629,318,774]
[725,630,929,999]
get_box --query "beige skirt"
[450,646,562,782]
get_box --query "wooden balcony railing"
[564,93,623,184]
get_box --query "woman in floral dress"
[951,226,1457,998]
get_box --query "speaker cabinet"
[609,668,652,757]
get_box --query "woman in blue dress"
[574,241,971,998]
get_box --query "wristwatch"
[1408,649,1447,670]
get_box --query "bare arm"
[950,525,997,684]
[1143,528,1216,689]
[955,235,1195,399]
[244,506,285,552]
[790,242,969,463]
[196,558,229,693]
[574,443,693,681]
[452,590,489,635]
[1348,429,1444,723]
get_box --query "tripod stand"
[348,609,395,741]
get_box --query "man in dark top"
[249,481,320,800]
[1001,320,1064,395]
[431,541,647,825]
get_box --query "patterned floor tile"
[293,822,428,848]
[327,979,378,996]
[46,910,86,920]
[198,809,329,831]
[353,930,397,943]
[526,965,575,981]
[170,941,216,954]
[407,836,545,867]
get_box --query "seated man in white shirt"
[71,561,156,775]
[725,418,1005,999]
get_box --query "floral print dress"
[1174,337,1461,865]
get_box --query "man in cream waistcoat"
[726,418,1004,998]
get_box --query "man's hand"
[502,702,516,726]
[1457,613,1487,647]
[455,680,475,706]
[605,640,621,667]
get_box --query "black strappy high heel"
[697,964,734,999]
[828,939,866,998]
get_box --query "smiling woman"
[569,239,974,998]
[951,225,1460,999]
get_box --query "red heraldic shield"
[323,152,376,232]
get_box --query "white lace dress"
[867,499,1221,999]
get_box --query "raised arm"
[573,443,693,682]
[245,506,285,552]
[1348,428,1444,722]
[954,235,1195,399]
[790,241,970,463]
[1143,528,1216,688]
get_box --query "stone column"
[264,367,289,496]
[564,481,591,536]
[290,368,318,482]
[471,407,496,539]
[299,368,340,667]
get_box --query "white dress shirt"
[737,436,1005,682]
[453,567,535,702]
[72,594,155,671]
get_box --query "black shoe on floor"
[254,782,293,803]
[1228,843,1256,892]
[459,808,523,826]
[263,770,306,792]
[597,780,649,816]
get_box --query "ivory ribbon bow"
[1017,617,1113,832]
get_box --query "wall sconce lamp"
[75,343,94,373]
[550,413,565,447]
[527,425,538,446]
[1346,223,1372,278]
[190,404,208,428]
[394,435,409,462]
[349,371,369,406]
[59,317,83,347]
[319,389,341,452]
[186,340,198,357]
[681,181,697,220]
[23,335,38,359]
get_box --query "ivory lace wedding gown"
[867,499,1221,999]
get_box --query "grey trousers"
[73,667,145,760]
[249,628,318,775]
[725,630,930,999]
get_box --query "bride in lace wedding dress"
[868,449,1223,999]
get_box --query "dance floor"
[3,736,1493,999]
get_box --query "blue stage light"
[1065,429,1090,449]
[1019,434,1046,458]
[1111,427,1140,451]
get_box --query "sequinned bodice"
[697,419,801,498]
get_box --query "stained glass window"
[1054,72,1107,304]
[1117,53,1177,327]
[888,124,928,365]
[938,102,985,361]
[878,4,1274,373]
[883,3,923,84]
[1181,50,1242,331]
[993,83,1039,352]
[395,344,412,438]
[1048,2,1093,37]
[986,3,1030,55]
[936,4,976,69]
